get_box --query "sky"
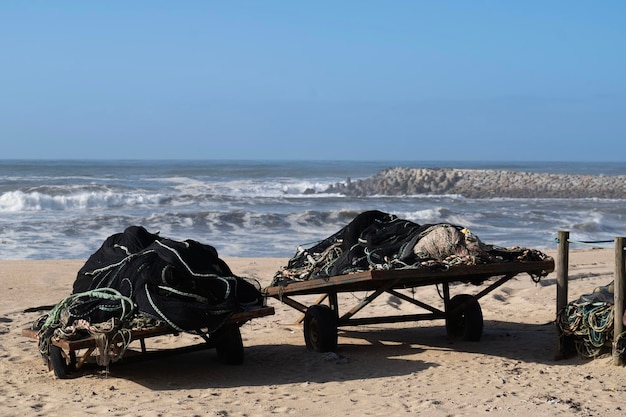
[1,1,625,161]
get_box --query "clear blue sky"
[1,1,624,161]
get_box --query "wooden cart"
[23,306,275,378]
[263,260,554,352]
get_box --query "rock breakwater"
[324,168,626,198]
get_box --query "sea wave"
[0,190,168,212]
[165,177,335,198]
[1,160,625,260]
[0,203,622,260]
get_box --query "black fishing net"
[272,210,551,285]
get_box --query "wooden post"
[555,230,569,360]
[613,237,625,366]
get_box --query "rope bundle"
[558,283,616,358]
[35,288,137,365]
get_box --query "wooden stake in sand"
[555,230,569,360]
[613,237,625,366]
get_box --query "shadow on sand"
[72,318,589,390]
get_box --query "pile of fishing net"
[272,210,551,285]
[558,281,626,358]
[33,226,264,366]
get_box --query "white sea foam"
[0,190,166,212]
[165,173,335,198]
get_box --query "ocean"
[1,160,625,260]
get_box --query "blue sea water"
[1,159,625,260]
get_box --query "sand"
[1,249,625,417]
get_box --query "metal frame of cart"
[23,306,275,378]
[263,260,554,352]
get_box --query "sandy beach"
[2,248,625,417]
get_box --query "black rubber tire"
[445,294,483,341]
[48,345,70,379]
[303,304,338,352]
[216,324,244,365]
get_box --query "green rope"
[558,300,615,357]
[36,288,135,357]
[39,288,135,332]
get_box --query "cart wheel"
[446,294,483,341]
[304,305,338,352]
[216,324,244,365]
[48,345,71,379]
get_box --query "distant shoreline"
[324,167,626,198]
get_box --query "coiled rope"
[558,298,615,358]
[36,288,136,365]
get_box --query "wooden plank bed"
[263,259,554,352]
[23,306,275,378]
